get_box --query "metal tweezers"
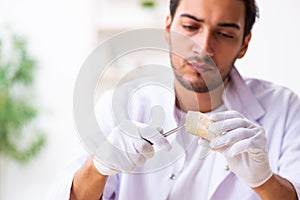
[162,125,185,137]
[142,125,185,145]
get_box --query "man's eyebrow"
[180,14,204,22]
[217,22,240,30]
[180,13,240,30]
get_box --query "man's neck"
[174,79,227,113]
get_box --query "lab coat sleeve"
[278,92,300,198]
[46,90,119,200]
[46,154,89,200]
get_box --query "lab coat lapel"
[207,67,266,198]
[223,67,265,122]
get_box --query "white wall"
[237,0,300,95]
[0,0,299,200]
[0,0,97,199]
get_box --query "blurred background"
[0,0,299,199]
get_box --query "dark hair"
[169,0,259,38]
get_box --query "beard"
[173,70,226,93]
[170,53,232,93]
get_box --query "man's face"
[166,0,250,92]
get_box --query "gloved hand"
[208,110,273,188]
[93,120,171,175]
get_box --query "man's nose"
[192,30,214,57]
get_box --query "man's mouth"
[188,61,213,73]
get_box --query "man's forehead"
[175,0,245,17]
[174,0,245,26]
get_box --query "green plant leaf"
[0,27,46,163]
[0,130,46,163]
[140,0,155,8]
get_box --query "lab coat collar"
[223,67,265,122]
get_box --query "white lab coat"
[48,67,300,200]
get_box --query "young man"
[53,0,300,199]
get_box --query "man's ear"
[237,32,252,59]
[164,15,172,44]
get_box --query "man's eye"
[182,25,198,32]
[217,32,234,39]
